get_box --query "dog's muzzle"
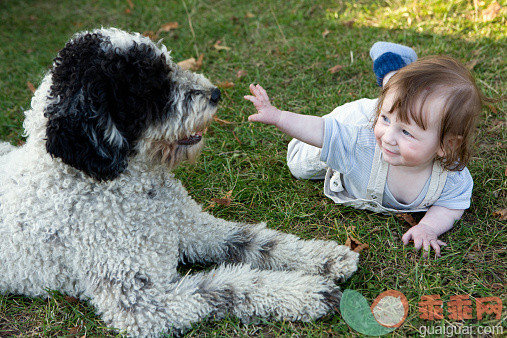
[177,132,203,145]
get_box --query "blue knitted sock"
[370,42,417,86]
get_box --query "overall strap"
[416,161,448,209]
[365,144,388,204]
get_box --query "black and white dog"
[0,28,358,336]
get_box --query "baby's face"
[374,88,445,169]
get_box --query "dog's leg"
[89,264,341,336]
[179,213,359,282]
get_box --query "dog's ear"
[45,31,175,181]
[44,32,131,181]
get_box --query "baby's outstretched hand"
[244,84,283,126]
[402,223,447,258]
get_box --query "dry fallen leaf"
[177,54,204,71]
[345,236,369,253]
[158,22,179,33]
[68,326,82,335]
[492,209,507,221]
[143,31,158,40]
[236,70,247,79]
[322,29,331,38]
[213,115,233,125]
[232,130,242,144]
[213,40,231,51]
[396,213,418,227]
[245,12,255,18]
[343,20,355,28]
[64,296,79,303]
[211,190,233,206]
[126,0,134,9]
[217,81,234,89]
[466,59,480,70]
[27,81,36,94]
[328,65,343,73]
[482,1,501,22]
[177,58,197,71]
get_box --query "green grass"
[0,0,505,336]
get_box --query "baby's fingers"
[413,237,423,251]
[421,239,432,258]
[430,240,441,257]
[244,95,256,103]
[401,231,413,245]
[256,84,269,98]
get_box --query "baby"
[244,42,487,257]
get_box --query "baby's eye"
[381,115,390,123]
[402,129,412,137]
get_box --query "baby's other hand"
[244,84,282,126]
[402,223,447,258]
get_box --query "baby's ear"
[438,135,463,157]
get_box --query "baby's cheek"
[373,124,382,142]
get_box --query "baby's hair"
[375,55,490,171]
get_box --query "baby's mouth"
[382,146,398,156]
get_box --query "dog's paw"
[317,243,360,283]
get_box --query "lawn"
[0,0,505,336]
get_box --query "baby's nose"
[382,127,397,145]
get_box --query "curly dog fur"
[0,28,359,336]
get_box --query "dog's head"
[42,28,220,181]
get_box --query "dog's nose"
[210,88,221,104]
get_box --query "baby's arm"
[244,84,325,148]
[401,206,464,257]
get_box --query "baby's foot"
[370,42,417,86]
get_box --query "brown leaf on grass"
[124,8,132,15]
[68,326,82,335]
[245,12,255,19]
[158,22,179,33]
[492,209,507,221]
[466,59,480,70]
[488,104,498,114]
[396,213,418,226]
[213,40,231,51]
[126,0,134,9]
[211,190,233,206]
[64,296,79,303]
[177,54,204,71]
[177,58,197,71]
[505,165,507,177]
[213,115,233,125]
[195,54,204,69]
[328,64,343,73]
[343,20,355,28]
[322,29,331,38]
[217,81,234,89]
[482,1,501,22]
[232,130,242,144]
[236,70,247,79]
[345,236,369,253]
[490,283,505,290]
[143,31,158,40]
[27,81,36,94]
